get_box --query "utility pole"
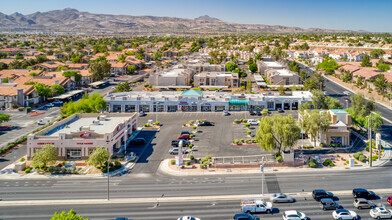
[368,115,372,167]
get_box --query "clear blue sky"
[1,0,391,32]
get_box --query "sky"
[1,0,391,32]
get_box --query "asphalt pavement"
[1,193,391,220]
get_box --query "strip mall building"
[27,113,138,160]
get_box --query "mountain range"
[0,8,357,34]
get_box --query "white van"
[247,119,259,125]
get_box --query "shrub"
[190,155,194,160]
[189,134,194,138]
[171,160,175,165]
[358,155,366,162]
[192,165,196,169]
[25,168,31,173]
[234,119,241,123]
[62,161,67,165]
[185,161,191,166]
[154,121,160,125]
[353,152,362,160]
[307,159,319,168]
[240,139,245,143]
[205,156,212,160]
[276,155,283,163]
[247,130,251,135]
[244,123,251,127]
[189,120,195,125]
[114,161,122,169]
[354,161,358,164]
[242,119,247,123]
[233,139,239,144]
[320,143,327,148]
[252,139,257,143]
[246,139,253,144]
[193,125,197,129]
[372,155,378,161]
[322,159,334,167]
[188,144,193,149]
[20,158,25,162]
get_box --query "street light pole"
[261,156,265,196]
[107,154,111,201]
[368,116,372,167]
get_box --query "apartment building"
[149,68,193,87]
[194,72,239,88]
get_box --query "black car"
[249,110,256,116]
[312,189,334,201]
[198,121,214,126]
[130,138,145,145]
[256,111,262,116]
[352,188,377,200]
[233,213,260,220]
[277,108,284,113]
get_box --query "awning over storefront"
[229,100,248,105]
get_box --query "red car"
[177,134,190,140]
[388,196,392,205]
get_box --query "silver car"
[270,193,295,203]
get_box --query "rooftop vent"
[80,126,90,131]
[92,120,100,125]
[99,115,107,121]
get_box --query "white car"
[343,91,350,96]
[247,119,259,125]
[283,210,306,220]
[332,209,358,220]
[177,216,200,220]
[370,207,392,219]
[270,193,295,203]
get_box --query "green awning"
[229,100,248,105]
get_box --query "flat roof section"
[52,90,84,99]
[265,61,283,68]
[46,116,131,136]
[276,69,294,76]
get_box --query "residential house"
[265,69,300,85]
[0,48,23,56]
[164,50,179,57]
[110,62,128,75]
[35,61,64,71]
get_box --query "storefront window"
[139,105,150,112]
[201,106,211,112]
[113,105,122,112]
[167,105,177,112]
[330,136,343,147]
[125,105,136,112]
[66,149,81,160]
[267,102,274,109]
[215,106,225,111]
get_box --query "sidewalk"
[157,158,388,177]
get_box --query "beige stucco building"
[27,113,138,160]
[194,72,239,88]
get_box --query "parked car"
[320,198,340,210]
[256,111,262,116]
[197,121,214,126]
[171,140,190,147]
[233,213,260,220]
[277,108,284,113]
[352,188,377,200]
[270,193,295,203]
[249,110,256,116]
[224,110,230,116]
[52,100,63,106]
[369,207,392,219]
[388,196,392,205]
[332,209,358,220]
[36,105,48,111]
[343,91,350,96]
[247,119,259,126]
[177,134,191,140]
[177,216,200,220]
[353,198,375,209]
[180,131,192,136]
[241,199,273,214]
[169,147,187,155]
[45,103,55,108]
[312,189,334,201]
[130,138,145,145]
[282,210,306,220]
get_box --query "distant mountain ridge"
[0,8,359,34]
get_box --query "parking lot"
[134,111,299,173]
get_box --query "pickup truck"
[241,199,273,214]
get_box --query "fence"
[212,154,273,165]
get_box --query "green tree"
[247,58,254,66]
[89,59,111,82]
[299,70,307,82]
[225,62,237,72]
[51,209,89,220]
[316,57,339,75]
[34,83,51,101]
[50,85,65,97]
[373,74,390,95]
[29,72,39,76]
[249,63,257,74]
[32,144,58,167]
[56,66,69,72]
[325,96,344,109]
[117,54,127,62]
[377,63,390,72]
[364,112,383,131]
[303,110,331,147]
[62,71,82,82]
[127,65,136,74]
[255,115,300,155]
[350,93,376,117]
[361,54,372,67]
[278,84,285,95]
[112,81,132,93]
[0,62,8,70]
[246,79,252,93]
[0,113,11,124]
[87,146,109,168]
[289,61,300,73]
[61,93,107,117]
[311,89,326,109]
[15,53,24,60]
[370,49,385,59]
[341,71,353,83]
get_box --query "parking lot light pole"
[260,157,265,196]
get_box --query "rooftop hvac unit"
[99,115,107,121]
[80,126,90,131]
[92,120,100,125]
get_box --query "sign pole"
[260,156,265,196]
